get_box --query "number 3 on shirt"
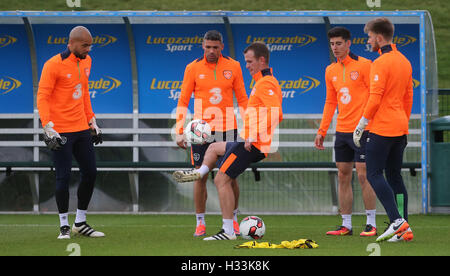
[73,83,82,100]
[209,87,223,104]
[339,87,351,105]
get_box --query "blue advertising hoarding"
[0,24,33,113]
[32,23,133,113]
[132,23,229,114]
[231,23,330,114]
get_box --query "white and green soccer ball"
[184,119,212,145]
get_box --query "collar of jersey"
[253,68,272,81]
[338,51,358,65]
[202,54,223,65]
[378,43,397,55]
[61,47,83,63]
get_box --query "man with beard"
[175,30,248,237]
[37,26,104,239]
[353,17,414,242]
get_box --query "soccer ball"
[184,119,212,145]
[239,216,265,240]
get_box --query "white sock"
[366,209,376,227]
[196,213,205,226]
[233,208,239,222]
[222,219,234,236]
[75,209,87,224]
[342,214,352,230]
[59,213,69,227]
[196,165,210,178]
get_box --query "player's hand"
[314,134,325,150]
[176,134,187,149]
[43,121,65,150]
[244,139,252,152]
[353,117,369,148]
[89,117,103,145]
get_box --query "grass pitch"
[0,214,448,256]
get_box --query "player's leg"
[172,142,228,182]
[71,130,104,238]
[327,132,353,235]
[385,137,413,243]
[204,142,265,241]
[231,178,240,235]
[190,143,209,236]
[354,131,377,236]
[336,162,354,233]
[366,133,410,242]
[385,135,409,222]
[52,132,74,239]
[355,162,377,236]
[193,172,208,236]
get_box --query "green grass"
[0,214,448,256]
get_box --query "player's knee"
[80,167,97,184]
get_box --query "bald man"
[37,26,104,239]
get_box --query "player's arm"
[233,63,249,119]
[82,57,102,145]
[315,68,337,149]
[36,61,64,150]
[362,61,386,120]
[37,60,57,128]
[354,61,386,147]
[403,73,414,121]
[83,57,95,123]
[175,64,195,149]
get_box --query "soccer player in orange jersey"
[37,26,104,239]
[315,27,377,237]
[173,42,283,241]
[175,30,248,237]
[353,18,414,242]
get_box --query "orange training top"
[240,68,283,154]
[318,52,372,137]
[175,54,248,135]
[362,44,413,137]
[37,48,95,133]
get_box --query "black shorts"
[334,131,368,163]
[190,129,238,167]
[217,142,266,179]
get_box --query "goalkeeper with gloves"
[37,26,104,240]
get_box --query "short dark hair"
[244,41,270,64]
[364,17,395,41]
[327,26,351,41]
[203,30,223,43]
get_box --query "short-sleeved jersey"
[37,48,94,133]
[240,68,283,154]
[363,44,413,137]
[318,52,372,137]
[175,55,248,135]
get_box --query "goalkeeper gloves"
[353,117,369,148]
[89,117,103,145]
[43,121,66,151]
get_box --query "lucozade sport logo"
[145,35,204,52]
[249,75,321,98]
[46,34,117,47]
[0,76,22,95]
[88,76,121,98]
[0,35,17,48]
[245,34,317,51]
